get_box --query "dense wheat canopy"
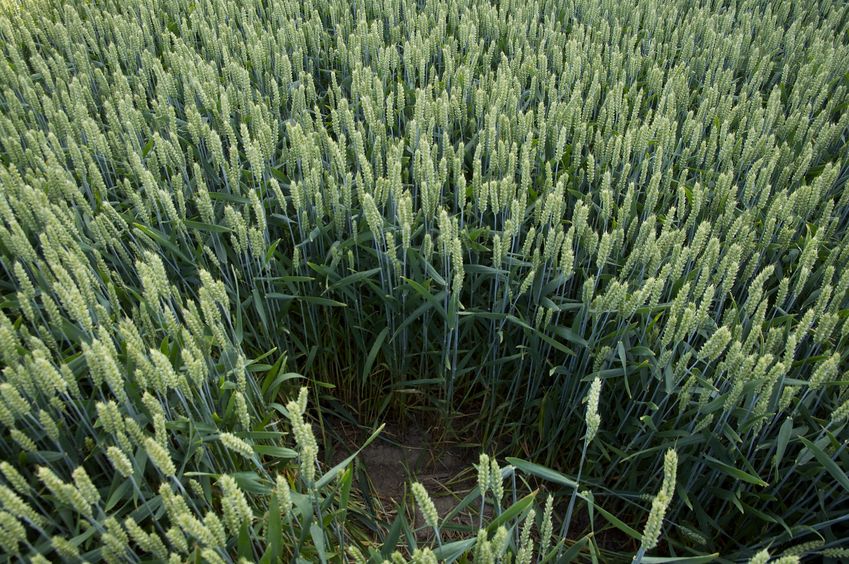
[0,0,848,561]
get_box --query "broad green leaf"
[432,538,476,562]
[266,495,282,561]
[310,522,328,564]
[328,267,382,290]
[703,455,769,487]
[253,445,298,459]
[799,436,849,493]
[238,520,252,559]
[381,512,405,558]
[362,326,388,384]
[184,219,232,233]
[560,535,589,562]
[486,490,537,533]
[593,504,642,541]
[266,293,347,307]
[506,457,578,488]
[773,417,793,470]
[642,556,719,563]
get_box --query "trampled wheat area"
[0,0,847,561]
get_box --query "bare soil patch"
[325,419,488,540]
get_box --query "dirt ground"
[326,419,487,540]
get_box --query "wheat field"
[0,0,847,561]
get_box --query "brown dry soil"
[325,419,487,541]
